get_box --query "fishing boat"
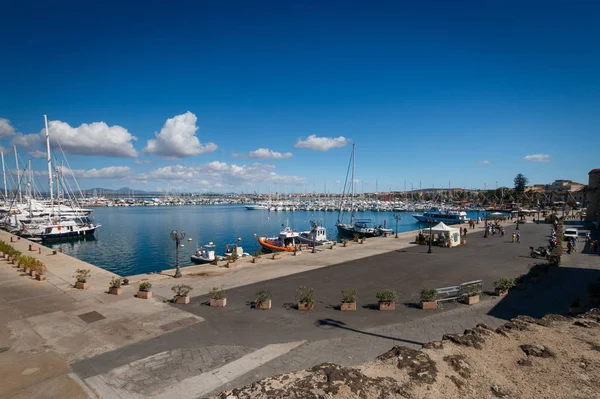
[190,242,216,264]
[223,243,249,258]
[297,220,332,246]
[258,223,300,252]
[412,207,468,225]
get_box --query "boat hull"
[296,234,329,246]
[257,236,296,252]
[412,215,465,225]
[41,227,98,240]
[190,255,213,264]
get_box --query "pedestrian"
[501,227,505,237]
[463,227,468,236]
[512,233,516,243]
[567,240,572,254]
[516,231,521,243]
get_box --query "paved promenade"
[2,221,598,398]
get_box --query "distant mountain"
[81,187,155,195]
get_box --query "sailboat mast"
[13,145,22,204]
[44,115,55,219]
[1,151,6,200]
[27,160,32,217]
[351,143,355,221]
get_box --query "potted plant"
[342,239,349,247]
[35,262,47,281]
[360,237,365,244]
[293,246,301,256]
[376,289,398,311]
[172,284,193,304]
[227,252,238,269]
[209,286,227,307]
[271,250,282,260]
[212,255,221,265]
[137,281,153,299]
[295,285,314,310]
[252,251,263,264]
[122,278,129,286]
[109,277,123,295]
[464,285,479,305]
[340,289,358,311]
[255,289,272,310]
[569,296,583,315]
[493,277,515,297]
[353,233,360,243]
[420,288,437,309]
[73,269,91,289]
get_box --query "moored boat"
[190,242,216,264]
[258,224,300,252]
[412,207,468,225]
[297,221,332,246]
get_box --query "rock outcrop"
[214,311,600,399]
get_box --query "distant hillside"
[81,187,155,195]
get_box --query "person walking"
[567,240,572,254]
[501,227,505,237]
[512,232,516,243]
[516,231,521,243]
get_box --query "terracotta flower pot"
[465,295,479,305]
[36,274,46,281]
[256,299,272,309]
[75,282,89,290]
[495,289,508,297]
[210,298,227,307]
[293,251,301,256]
[174,295,190,304]
[340,302,357,311]
[379,301,395,311]
[109,287,123,295]
[137,291,152,299]
[29,270,36,277]
[297,301,314,311]
[421,301,437,310]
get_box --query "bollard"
[38,247,41,254]
[29,244,33,251]
[10,237,13,242]
[52,250,57,255]
[59,247,63,253]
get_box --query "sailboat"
[336,144,383,238]
[19,115,100,240]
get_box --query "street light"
[516,211,520,231]
[170,229,186,278]
[427,219,433,253]
[393,213,401,238]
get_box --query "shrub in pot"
[73,269,91,289]
[295,285,314,310]
[420,288,437,310]
[109,277,123,295]
[493,277,515,296]
[376,289,398,311]
[464,285,479,305]
[340,289,357,311]
[212,255,221,265]
[252,251,263,263]
[172,284,193,304]
[137,281,153,299]
[34,262,47,281]
[255,289,272,309]
[122,278,129,286]
[209,286,227,307]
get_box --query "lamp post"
[427,219,433,253]
[393,213,401,238]
[170,230,186,278]
[484,213,488,238]
[516,211,520,230]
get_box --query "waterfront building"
[585,169,600,222]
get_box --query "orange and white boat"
[258,225,300,252]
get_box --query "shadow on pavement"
[315,318,425,346]
[487,264,600,321]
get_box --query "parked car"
[564,228,579,240]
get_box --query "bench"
[434,279,484,309]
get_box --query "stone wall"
[586,169,600,222]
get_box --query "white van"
[564,228,578,240]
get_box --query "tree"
[514,174,528,198]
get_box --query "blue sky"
[1,0,598,193]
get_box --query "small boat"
[412,207,468,225]
[223,243,249,258]
[190,244,215,264]
[245,204,269,210]
[297,221,332,246]
[258,224,300,252]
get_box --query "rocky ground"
[213,310,600,399]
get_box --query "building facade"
[586,169,600,222]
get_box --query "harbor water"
[42,205,486,276]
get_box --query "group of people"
[485,221,506,238]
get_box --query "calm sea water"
[42,205,485,276]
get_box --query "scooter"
[530,246,549,259]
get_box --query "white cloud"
[294,135,351,151]
[28,150,46,159]
[523,154,551,163]
[12,133,41,150]
[133,161,305,188]
[58,165,133,179]
[233,148,293,159]
[0,118,17,138]
[42,120,138,157]
[134,159,152,165]
[479,160,490,165]
[144,111,217,158]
